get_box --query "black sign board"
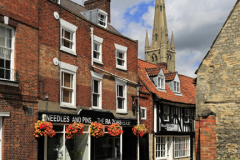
[38,109,137,126]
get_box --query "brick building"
[195,0,240,159]
[0,0,139,159]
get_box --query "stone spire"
[171,31,175,50]
[145,30,149,48]
[145,0,176,72]
[151,0,168,48]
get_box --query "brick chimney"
[157,63,167,70]
[84,0,111,23]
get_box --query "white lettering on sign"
[161,124,178,131]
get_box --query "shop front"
[37,109,137,160]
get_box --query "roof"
[138,59,196,105]
[60,0,122,36]
[165,72,177,81]
[195,0,240,74]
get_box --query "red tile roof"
[165,72,177,81]
[138,59,196,105]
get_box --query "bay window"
[174,136,190,158]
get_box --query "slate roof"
[61,0,122,35]
[138,59,196,105]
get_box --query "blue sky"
[73,0,237,77]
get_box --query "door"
[166,137,173,160]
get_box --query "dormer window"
[98,10,108,28]
[153,68,165,90]
[174,81,180,93]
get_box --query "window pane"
[93,94,98,107]
[0,69,4,78]
[93,51,99,59]
[94,43,99,51]
[6,29,11,38]
[0,37,5,47]
[118,85,123,97]
[63,73,71,88]
[0,26,4,36]
[47,134,64,160]
[4,49,11,59]
[93,80,99,93]
[117,59,124,66]
[161,78,164,88]
[64,30,71,40]
[118,52,123,59]
[118,98,123,109]
[141,109,145,118]
[63,39,72,49]
[6,38,11,48]
[6,60,10,69]
[63,88,72,103]
[0,59,4,68]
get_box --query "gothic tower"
[145,0,176,72]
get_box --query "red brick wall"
[84,0,111,23]
[38,0,138,111]
[0,17,39,160]
[0,0,39,28]
[139,81,153,133]
[195,116,217,160]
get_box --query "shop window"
[0,24,15,81]
[140,107,147,120]
[60,62,78,108]
[60,19,78,55]
[184,109,189,123]
[115,44,127,71]
[91,136,120,160]
[116,78,127,113]
[45,125,90,160]
[155,137,167,159]
[93,35,103,64]
[91,71,103,109]
[163,106,169,121]
[174,136,190,158]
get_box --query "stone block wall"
[196,1,240,159]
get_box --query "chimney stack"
[84,0,111,23]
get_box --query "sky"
[72,0,237,78]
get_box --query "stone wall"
[196,1,240,159]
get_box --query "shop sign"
[39,111,136,126]
[161,123,178,131]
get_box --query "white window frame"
[174,81,180,93]
[184,109,190,123]
[59,62,78,108]
[114,44,127,71]
[91,71,104,110]
[93,35,103,64]
[157,76,165,90]
[163,106,169,122]
[155,136,167,159]
[0,112,10,160]
[115,78,127,113]
[60,19,78,55]
[98,10,108,28]
[174,136,190,158]
[0,23,15,82]
[140,107,147,120]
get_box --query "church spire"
[171,31,175,50]
[145,30,149,47]
[152,0,168,47]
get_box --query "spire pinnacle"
[171,31,175,50]
[145,30,149,47]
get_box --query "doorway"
[166,137,173,160]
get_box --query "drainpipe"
[90,27,94,67]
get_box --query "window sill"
[60,103,76,109]
[60,46,77,56]
[116,110,128,115]
[116,66,127,71]
[0,79,19,87]
[157,88,167,92]
[141,118,147,120]
[93,59,103,65]
[92,106,102,110]
[174,92,183,96]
